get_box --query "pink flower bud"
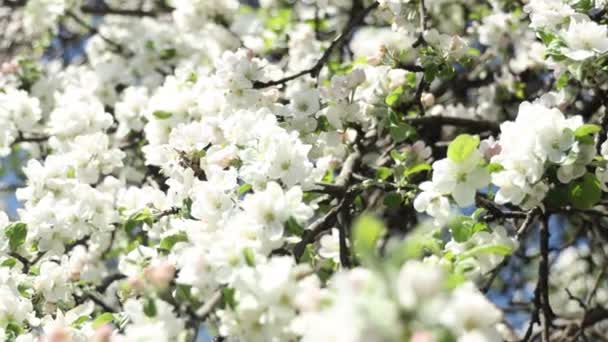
[46,326,71,342]
[480,138,502,160]
[94,324,113,342]
[144,261,176,289]
[1,61,18,74]
[410,330,434,342]
[421,92,435,108]
[245,49,254,60]
[127,275,144,292]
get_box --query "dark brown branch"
[80,292,118,313]
[199,289,223,321]
[96,273,127,293]
[294,146,363,260]
[11,134,49,147]
[294,196,344,259]
[404,115,501,133]
[482,207,539,292]
[80,5,161,17]
[539,215,553,342]
[253,1,379,89]
[1,0,26,8]
[412,0,428,48]
[65,10,123,53]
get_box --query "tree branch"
[404,115,500,133]
[539,214,553,342]
[80,5,161,17]
[253,1,379,89]
[482,207,539,292]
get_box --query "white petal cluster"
[0,88,42,156]
[217,257,311,342]
[492,101,585,207]
[297,261,503,342]
[562,19,608,61]
[4,0,608,340]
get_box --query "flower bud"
[421,92,435,108]
[1,61,18,74]
[127,275,144,292]
[94,324,113,342]
[410,330,433,342]
[46,325,71,342]
[144,261,176,289]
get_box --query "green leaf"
[5,223,27,252]
[66,166,76,178]
[317,258,336,283]
[444,272,466,289]
[124,208,154,233]
[460,244,514,259]
[404,162,431,177]
[159,232,188,252]
[71,315,90,328]
[299,244,315,264]
[266,8,292,32]
[175,284,192,302]
[486,162,504,173]
[1,258,17,268]
[390,149,405,162]
[180,198,193,218]
[5,322,23,340]
[238,183,252,195]
[243,247,256,267]
[575,124,601,137]
[17,284,31,298]
[353,215,386,263]
[406,72,417,88]
[92,313,115,329]
[385,86,405,106]
[159,48,177,60]
[222,287,237,309]
[449,216,487,243]
[153,111,173,120]
[389,123,416,143]
[546,185,570,209]
[285,217,304,236]
[537,30,556,45]
[315,116,331,132]
[391,231,442,261]
[556,73,570,90]
[569,173,602,210]
[447,134,480,163]
[143,297,157,317]
[383,192,402,208]
[375,167,393,181]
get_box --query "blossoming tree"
[1,0,608,341]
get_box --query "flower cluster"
[1,0,608,341]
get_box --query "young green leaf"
[353,215,386,263]
[447,134,480,162]
[92,313,115,329]
[574,124,601,137]
[153,111,173,120]
[159,232,188,252]
[569,173,602,210]
[385,86,405,106]
[5,223,27,252]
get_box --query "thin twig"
[80,5,161,17]
[404,115,500,133]
[199,289,223,321]
[65,10,124,53]
[539,215,553,342]
[482,207,539,292]
[253,1,379,88]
